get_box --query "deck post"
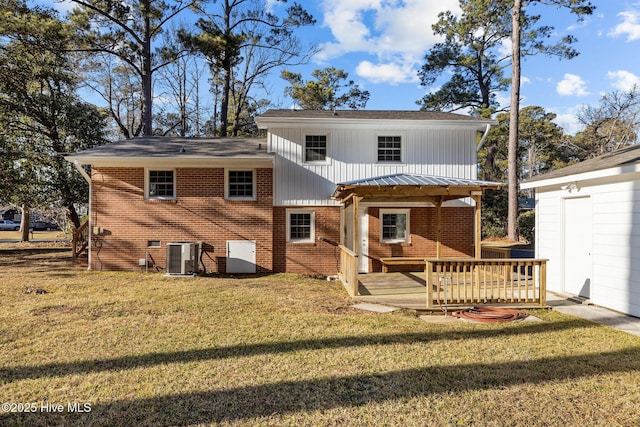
[353,196,361,256]
[471,193,482,259]
[339,204,345,247]
[436,197,443,259]
[426,261,434,308]
[539,260,547,306]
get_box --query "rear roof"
[257,109,494,122]
[65,137,271,159]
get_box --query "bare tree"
[576,86,640,155]
[181,0,316,137]
[68,0,197,136]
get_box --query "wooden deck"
[349,270,547,311]
[338,247,548,310]
[353,272,428,310]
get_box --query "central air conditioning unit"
[166,242,199,275]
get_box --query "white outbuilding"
[521,144,640,317]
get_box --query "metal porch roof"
[332,173,502,202]
[338,173,501,188]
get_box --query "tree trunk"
[218,0,232,137]
[66,202,81,230]
[141,0,153,136]
[507,0,522,241]
[20,205,30,242]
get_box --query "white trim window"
[286,209,315,243]
[304,134,329,163]
[226,169,256,200]
[146,169,176,199]
[377,135,402,163]
[380,209,410,243]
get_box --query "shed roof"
[522,144,640,188]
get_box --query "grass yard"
[1,248,639,426]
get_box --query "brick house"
[66,110,498,275]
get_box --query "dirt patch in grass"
[1,250,639,426]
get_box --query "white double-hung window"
[146,169,175,199]
[225,169,256,200]
[377,135,402,163]
[380,209,410,243]
[304,134,329,163]
[287,209,315,243]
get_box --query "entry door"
[227,240,256,273]
[563,197,592,298]
[358,208,368,273]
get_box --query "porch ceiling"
[331,173,502,202]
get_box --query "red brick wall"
[272,206,341,275]
[90,167,273,273]
[89,169,476,275]
[366,206,474,272]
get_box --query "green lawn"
[1,249,639,426]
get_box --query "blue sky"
[284,0,640,134]
[44,0,640,135]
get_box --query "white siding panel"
[536,177,640,317]
[270,126,479,205]
[535,190,563,294]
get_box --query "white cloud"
[498,39,512,58]
[355,61,417,85]
[608,9,640,41]
[607,70,640,91]
[552,112,583,136]
[317,0,460,85]
[556,74,589,97]
[41,0,76,14]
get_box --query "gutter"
[73,160,92,271]
[476,124,491,152]
[74,160,91,184]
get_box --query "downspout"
[476,124,491,152]
[74,160,92,270]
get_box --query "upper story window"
[380,209,410,243]
[377,135,402,163]
[304,134,328,163]
[226,169,256,200]
[147,169,175,199]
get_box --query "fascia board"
[521,163,640,190]
[255,117,495,131]
[65,156,274,168]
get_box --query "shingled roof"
[66,137,270,159]
[523,144,640,185]
[257,109,493,121]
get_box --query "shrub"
[517,209,535,244]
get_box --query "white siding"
[535,174,640,317]
[535,190,563,294]
[269,126,478,206]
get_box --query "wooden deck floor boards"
[350,272,545,311]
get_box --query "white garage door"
[226,240,256,273]
[563,196,592,298]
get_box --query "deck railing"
[72,221,89,261]
[425,258,547,308]
[338,245,359,296]
[479,245,511,259]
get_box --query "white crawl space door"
[563,196,592,298]
[226,240,256,273]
